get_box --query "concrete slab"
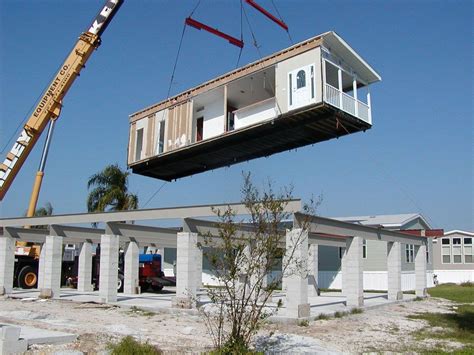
[0,324,77,346]
[7,287,416,323]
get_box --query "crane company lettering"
[33,65,69,118]
[0,129,33,188]
[88,0,121,35]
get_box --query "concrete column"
[124,241,139,294]
[77,242,93,292]
[415,244,427,297]
[195,246,203,290]
[0,325,28,354]
[387,242,403,300]
[284,228,310,318]
[340,247,347,295]
[281,252,287,291]
[308,244,319,296]
[37,244,46,290]
[99,234,120,303]
[40,235,63,299]
[0,234,15,295]
[172,232,198,308]
[344,236,364,307]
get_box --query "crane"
[0,0,123,217]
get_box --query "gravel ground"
[0,295,463,354]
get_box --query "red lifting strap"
[245,0,288,31]
[185,17,244,48]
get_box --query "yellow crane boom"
[0,0,123,213]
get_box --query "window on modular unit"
[442,244,451,263]
[135,128,144,161]
[296,70,306,89]
[362,239,367,259]
[155,120,166,154]
[426,245,430,264]
[405,244,414,263]
[196,117,204,142]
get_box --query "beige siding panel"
[128,123,136,164]
[166,101,192,152]
[146,115,154,158]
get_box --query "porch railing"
[324,83,371,124]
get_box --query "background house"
[432,230,473,284]
[317,213,436,290]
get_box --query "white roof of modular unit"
[332,213,431,230]
[444,230,474,237]
[131,31,381,121]
[322,31,382,84]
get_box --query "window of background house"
[363,239,367,259]
[442,244,451,263]
[405,244,414,263]
[464,238,473,263]
[442,238,450,245]
[339,247,344,259]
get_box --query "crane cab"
[127,31,381,181]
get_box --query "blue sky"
[1,0,472,231]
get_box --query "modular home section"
[128,31,381,181]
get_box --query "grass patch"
[428,284,474,303]
[408,304,474,352]
[109,336,161,355]
[334,311,348,318]
[128,306,156,317]
[414,296,424,301]
[316,313,330,320]
[350,307,363,314]
[298,319,309,327]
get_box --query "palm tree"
[87,164,138,213]
[34,202,53,217]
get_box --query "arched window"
[296,70,306,89]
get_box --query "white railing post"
[322,60,327,102]
[367,88,372,124]
[353,78,358,117]
[337,68,343,109]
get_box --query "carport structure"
[0,200,428,319]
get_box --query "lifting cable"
[270,0,293,44]
[242,4,284,116]
[235,0,245,68]
[143,0,203,207]
[185,0,243,48]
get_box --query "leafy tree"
[87,164,138,213]
[198,173,321,352]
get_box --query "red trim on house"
[399,229,444,237]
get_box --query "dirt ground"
[0,295,463,354]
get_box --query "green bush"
[108,336,161,355]
[317,313,330,320]
[350,307,363,314]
